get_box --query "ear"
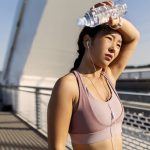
[83,34,91,49]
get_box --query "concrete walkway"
[0,112,48,150]
[0,112,149,150]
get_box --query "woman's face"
[90,30,122,68]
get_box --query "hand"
[90,0,113,10]
[108,17,124,30]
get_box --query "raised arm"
[47,76,75,150]
[108,17,140,80]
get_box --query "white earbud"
[87,41,90,49]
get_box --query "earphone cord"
[88,48,97,73]
[87,48,110,100]
[109,104,117,150]
[87,48,117,150]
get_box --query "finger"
[107,16,113,26]
[94,3,105,8]
[102,1,113,7]
[108,17,120,26]
[91,1,113,10]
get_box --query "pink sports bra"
[69,70,125,144]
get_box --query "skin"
[47,17,140,150]
[81,30,122,74]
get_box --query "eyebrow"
[110,34,122,44]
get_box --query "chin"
[95,58,112,68]
[96,62,108,68]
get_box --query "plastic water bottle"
[77,3,127,27]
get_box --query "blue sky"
[0,0,20,71]
[0,0,150,70]
[123,0,150,66]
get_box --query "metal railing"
[120,69,150,80]
[0,84,73,149]
[119,91,150,150]
[0,85,150,149]
[0,85,51,134]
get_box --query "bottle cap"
[77,17,86,27]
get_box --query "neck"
[76,54,106,78]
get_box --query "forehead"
[96,30,122,41]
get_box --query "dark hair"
[70,24,113,72]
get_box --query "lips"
[105,53,113,61]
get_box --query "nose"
[108,47,115,53]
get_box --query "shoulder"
[57,72,77,89]
[52,72,78,101]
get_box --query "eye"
[116,42,122,49]
[117,43,121,48]
[106,36,113,41]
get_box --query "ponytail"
[70,49,85,72]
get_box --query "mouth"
[105,54,113,61]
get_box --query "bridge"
[0,111,48,149]
[117,68,150,92]
[0,0,149,149]
[0,80,150,150]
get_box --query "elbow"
[47,136,66,150]
[127,30,140,44]
[131,30,140,43]
[135,30,140,42]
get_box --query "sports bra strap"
[101,71,120,100]
[72,70,85,90]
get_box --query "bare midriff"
[72,134,122,150]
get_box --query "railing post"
[35,88,41,129]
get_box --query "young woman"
[47,5,140,150]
